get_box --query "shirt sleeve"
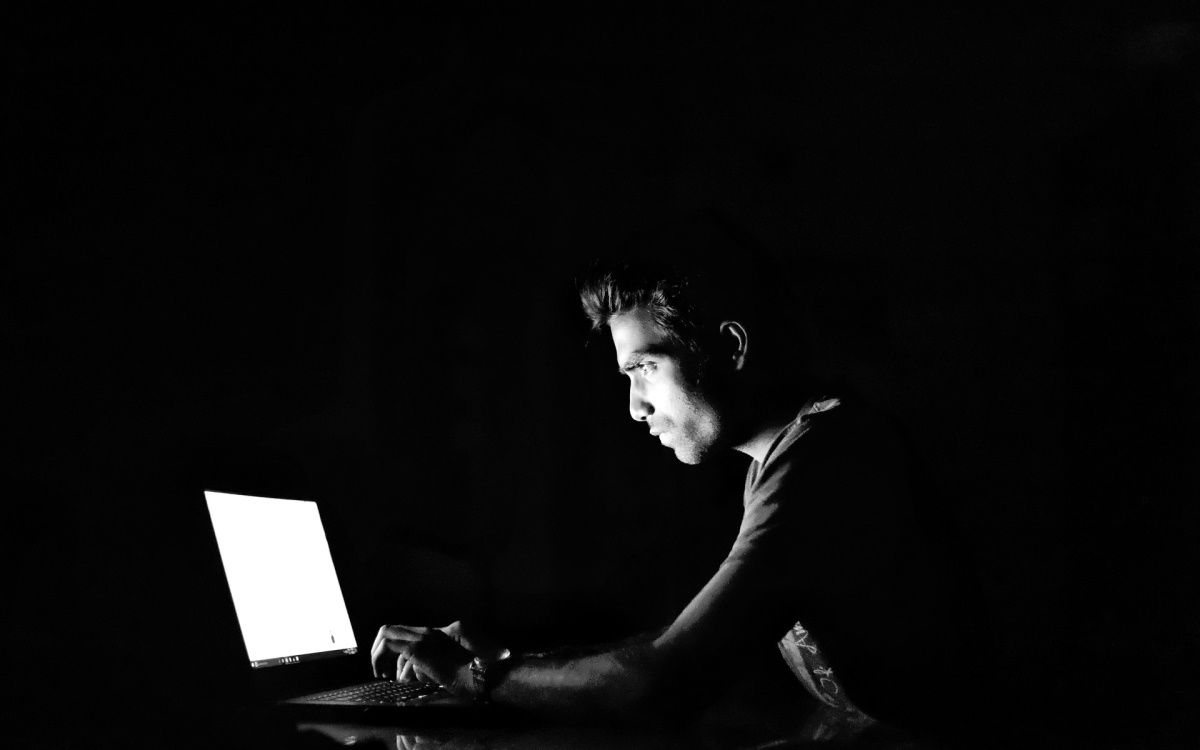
[653,407,915,680]
[651,439,812,677]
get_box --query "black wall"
[8,6,1199,747]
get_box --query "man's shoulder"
[767,395,903,471]
[746,394,915,519]
[730,395,919,571]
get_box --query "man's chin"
[670,445,706,466]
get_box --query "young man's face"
[609,307,724,465]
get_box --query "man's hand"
[439,620,511,662]
[370,625,475,696]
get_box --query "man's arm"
[518,626,668,660]
[489,560,790,716]
[487,641,663,716]
[374,557,791,717]
[371,624,665,716]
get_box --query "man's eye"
[638,362,657,376]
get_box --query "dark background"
[7,5,1200,748]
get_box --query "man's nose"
[629,383,653,422]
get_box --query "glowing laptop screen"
[205,491,358,668]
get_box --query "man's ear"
[718,321,749,371]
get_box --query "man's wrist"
[466,653,514,703]
[453,659,479,699]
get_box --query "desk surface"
[284,682,929,749]
[294,718,921,750]
[45,695,1199,749]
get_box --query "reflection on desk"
[295,709,931,750]
[298,722,691,750]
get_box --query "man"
[371,214,973,739]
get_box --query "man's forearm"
[486,641,663,717]
[519,626,668,661]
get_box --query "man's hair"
[578,210,794,362]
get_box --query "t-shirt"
[656,396,966,734]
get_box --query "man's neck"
[732,402,804,465]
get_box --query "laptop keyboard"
[300,680,442,705]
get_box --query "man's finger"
[371,637,386,679]
[374,623,425,655]
[371,624,434,679]
[411,661,440,688]
[409,659,426,685]
[371,625,399,676]
[372,625,390,660]
[372,637,412,679]
[398,655,416,684]
[378,624,429,642]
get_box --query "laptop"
[204,490,500,723]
